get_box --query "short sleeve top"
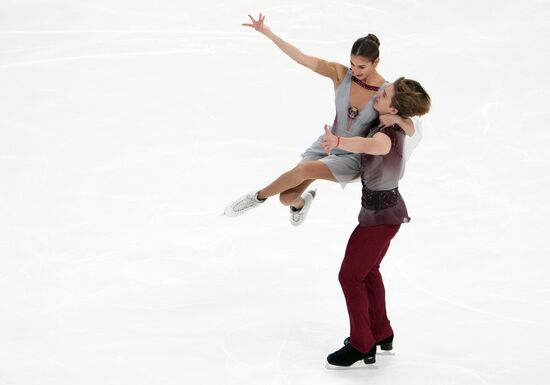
[358,124,411,226]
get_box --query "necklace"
[348,106,360,120]
[352,76,380,91]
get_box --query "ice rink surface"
[1,0,549,384]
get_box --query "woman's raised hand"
[378,114,401,128]
[379,114,415,136]
[242,13,271,35]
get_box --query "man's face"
[374,83,398,115]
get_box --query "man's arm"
[322,125,391,156]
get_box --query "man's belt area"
[361,187,400,210]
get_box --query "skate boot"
[343,334,393,351]
[326,344,376,368]
[289,189,316,226]
[224,191,265,217]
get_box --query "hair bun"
[366,34,380,47]
[351,34,381,61]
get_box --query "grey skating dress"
[301,69,385,184]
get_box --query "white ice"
[1,1,549,384]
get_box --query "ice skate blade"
[325,362,379,370]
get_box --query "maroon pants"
[338,224,401,353]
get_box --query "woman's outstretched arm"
[243,13,347,83]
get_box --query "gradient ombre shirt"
[358,124,411,226]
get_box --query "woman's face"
[350,55,377,80]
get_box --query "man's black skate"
[326,344,376,368]
[343,334,393,351]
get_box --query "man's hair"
[391,77,431,118]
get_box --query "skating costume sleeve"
[313,60,346,85]
[375,124,403,150]
[378,119,423,162]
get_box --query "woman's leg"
[278,179,315,209]
[257,160,336,201]
[338,224,400,353]
[224,160,335,218]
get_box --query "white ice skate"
[290,189,316,226]
[224,191,265,217]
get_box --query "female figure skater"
[321,77,431,368]
[224,13,414,226]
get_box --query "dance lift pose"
[322,77,431,368]
[224,13,415,225]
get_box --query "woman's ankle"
[291,197,305,210]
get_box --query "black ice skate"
[326,344,376,369]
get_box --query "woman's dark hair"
[351,34,380,62]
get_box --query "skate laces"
[233,193,260,212]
